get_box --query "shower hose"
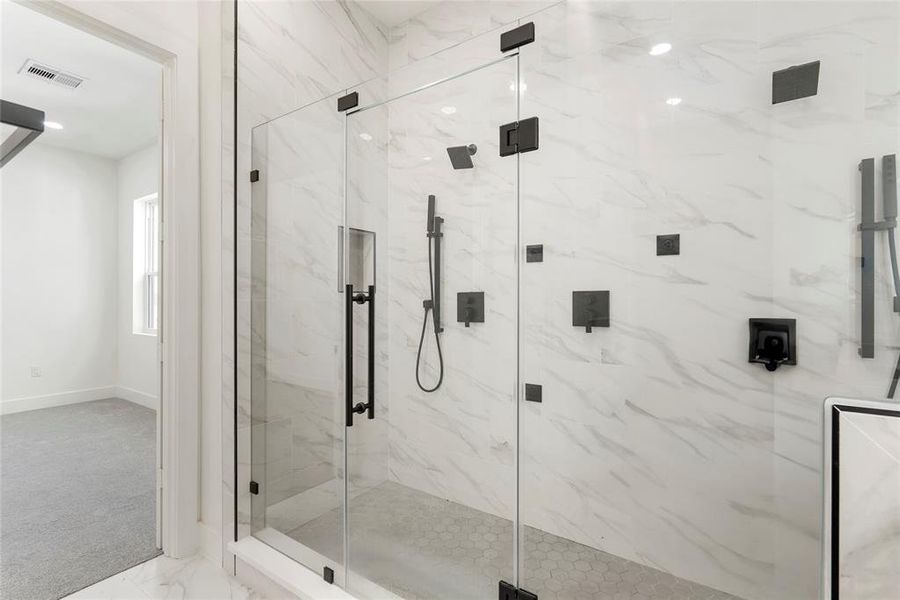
[888,229,900,399]
[416,236,444,392]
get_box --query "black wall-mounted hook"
[573,291,610,332]
[457,292,485,327]
[749,318,797,371]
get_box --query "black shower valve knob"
[748,318,797,372]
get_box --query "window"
[133,193,159,335]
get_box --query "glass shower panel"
[249,95,346,581]
[341,58,519,599]
[518,2,899,600]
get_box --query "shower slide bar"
[859,158,876,358]
[858,154,898,360]
[345,283,375,425]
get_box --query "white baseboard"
[116,385,160,411]
[0,385,160,415]
[0,385,117,415]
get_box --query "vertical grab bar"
[859,158,875,359]
[345,283,355,425]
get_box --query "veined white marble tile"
[839,410,900,599]
[235,2,900,600]
[62,556,261,600]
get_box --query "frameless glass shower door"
[249,95,347,581]
[250,55,521,598]
[342,57,520,599]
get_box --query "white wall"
[1,140,161,414]
[1,143,118,412]
[198,0,224,562]
[1,140,160,413]
[116,142,160,407]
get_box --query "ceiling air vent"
[18,59,85,89]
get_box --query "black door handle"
[366,284,375,420]
[345,284,354,426]
[345,283,375,426]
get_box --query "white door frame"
[13,0,201,559]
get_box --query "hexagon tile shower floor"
[288,481,739,600]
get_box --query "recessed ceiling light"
[359,133,372,141]
[649,42,672,56]
[666,97,682,106]
[43,121,63,130]
[508,81,528,92]
[423,156,432,161]
[441,106,456,115]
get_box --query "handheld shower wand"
[416,195,444,392]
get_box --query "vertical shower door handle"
[345,283,375,426]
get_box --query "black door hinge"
[250,169,259,182]
[499,117,539,156]
[337,91,359,112]
[500,22,535,52]
[499,581,537,600]
[524,383,542,403]
[249,480,259,495]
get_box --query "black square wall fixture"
[656,234,680,256]
[772,60,820,104]
[457,291,485,327]
[524,383,542,403]
[323,566,334,584]
[573,290,610,332]
[526,244,544,262]
[748,318,797,371]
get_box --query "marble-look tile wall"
[380,56,521,519]
[380,2,899,600]
[231,1,899,599]
[838,410,900,598]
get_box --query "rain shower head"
[446,144,477,169]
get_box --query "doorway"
[0,2,163,598]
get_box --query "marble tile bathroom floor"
[287,481,741,600]
[60,554,262,600]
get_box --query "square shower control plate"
[573,290,610,329]
[656,234,680,256]
[457,292,485,326]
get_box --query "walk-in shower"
[242,2,900,599]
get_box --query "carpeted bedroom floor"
[0,398,160,600]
